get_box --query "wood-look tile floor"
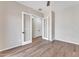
[0,37,79,57]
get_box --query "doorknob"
[22,32,25,34]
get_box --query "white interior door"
[22,12,32,45]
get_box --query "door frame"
[42,17,49,40]
[22,11,44,45]
[22,12,32,45]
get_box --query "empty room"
[0,1,79,57]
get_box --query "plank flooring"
[0,37,79,57]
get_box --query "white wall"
[0,2,6,50]
[0,1,43,51]
[55,5,79,44]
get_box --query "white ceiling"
[17,1,79,13]
[17,1,48,13]
[54,1,79,6]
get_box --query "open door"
[22,12,32,45]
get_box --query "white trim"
[42,37,54,41]
[22,12,24,43]
[47,16,49,39]
[30,14,33,44]
[22,11,32,45]
[22,40,32,45]
[49,11,53,41]
[22,12,32,16]
[43,37,48,40]
[42,18,45,39]
[55,39,79,45]
[42,17,49,40]
[0,44,21,52]
[22,11,44,45]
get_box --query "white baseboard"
[42,37,48,40]
[0,40,32,52]
[22,40,32,45]
[55,39,79,45]
[42,37,54,41]
[0,44,21,52]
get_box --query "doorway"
[32,15,42,39]
[22,12,32,45]
[22,12,44,45]
[22,11,54,45]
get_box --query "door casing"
[22,12,44,45]
[22,12,32,45]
